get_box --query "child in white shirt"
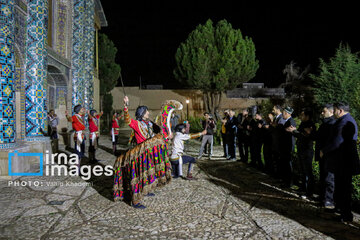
[170,124,206,180]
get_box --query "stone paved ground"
[1,130,360,239]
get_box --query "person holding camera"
[198,112,216,160]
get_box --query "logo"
[8,151,113,180]
[8,151,43,176]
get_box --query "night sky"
[100,1,360,88]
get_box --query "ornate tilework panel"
[14,51,23,91]
[71,0,85,109]
[0,0,16,144]
[25,0,48,138]
[56,1,66,57]
[14,2,26,52]
[56,86,67,107]
[84,0,94,111]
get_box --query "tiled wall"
[71,0,85,108]
[24,0,48,138]
[0,0,16,145]
[84,0,94,111]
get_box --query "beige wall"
[111,87,267,120]
[94,76,100,112]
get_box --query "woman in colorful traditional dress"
[113,96,181,209]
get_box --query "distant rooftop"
[227,87,285,98]
[242,83,264,89]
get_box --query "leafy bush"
[311,43,360,120]
[352,175,360,201]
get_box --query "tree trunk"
[203,93,209,114]
[203,92,223,120]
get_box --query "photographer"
[198,112,216,160]
[47,109,59,140]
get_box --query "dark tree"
[174,19,259,117]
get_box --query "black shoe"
[89,159,101,164]
[146,193,155,197]
[324,201,335,210]
[133,203,146,209]
[334,215,353,223]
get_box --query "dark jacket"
[271,113,284,152]
[322,113,360,175]
[225,116,238,136]
[292,120,316,154]
[202,119,216,135]
[250,119,265,143]
[280,117,297,153]
[315,116,336,162]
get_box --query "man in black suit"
[271,105,285,177]
[237,108,251,163]
[226,109,238,161]
[280,106,296,187]
[287,108,316,198]
[315,104,336,208]
[321,102,360,222]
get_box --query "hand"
[65,110,68,116]
[286,126,296,132]
[258,123,263,128]
[320,150,324,158]
[124,96,129,106]
[201,130,207,135]
[264,125,269,129]
[168,133,174,139]
[304,127,312,135]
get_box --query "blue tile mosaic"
[24,0,48,137]
[0,0,16,145]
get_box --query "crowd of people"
[218,103,360,222]
[54,98,359,219]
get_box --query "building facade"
[0,0,106,176]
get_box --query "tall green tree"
[99,33,121,111]
[98,33,121,131]
[311,44,360,119]
[282,61,314,115]
[174,19,259,116]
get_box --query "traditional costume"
[111,113,123,154]
[66,105,86,160]
[88,110,103,163]
[113,100,182,208]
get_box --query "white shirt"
[170,132,191,159]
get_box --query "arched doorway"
[47,65,68,132]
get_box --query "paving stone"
[22,205,59,217]
[51,208,84,234]
[0,214,62,239]
[77,193,116,221]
